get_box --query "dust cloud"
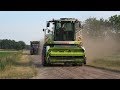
[39,38,44,54]
[83,35,120,63]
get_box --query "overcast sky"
[0,11,120,45]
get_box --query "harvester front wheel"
[84,57,87,65]
[42,46,47,66]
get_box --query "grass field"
[0,51,18,57]
[88,51,120,71]
[0,51,37,79]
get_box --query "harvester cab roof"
[48,18,79,23]
[47,18,81,29]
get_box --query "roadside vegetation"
[87,52,120,71]
[0,51,37,79]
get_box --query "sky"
[0,11,120,45]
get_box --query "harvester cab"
[42,18,86,66]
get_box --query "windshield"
[31,44,39,48]
[56,22,73,31]
[54,22,74,41]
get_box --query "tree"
[0,39,26,50]
[109,15,120,40]
[18,41,26,49]
[83,17,113,40]
[83,18,104,38]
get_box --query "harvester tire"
[42,46,47,66]
[72,63,77,66]
[84,57,87,65]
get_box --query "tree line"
[82,14,120,41]
[0,39,26,50]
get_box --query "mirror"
[48,29,50,33]
[47,22,50,27]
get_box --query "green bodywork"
[48,48,85,56]
[44,48,85,64]
[43,18,86,65]
[44,43,85,64]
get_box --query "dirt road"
[30,55,120,79]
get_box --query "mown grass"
[0,51,37,79]
[88,52,120,71]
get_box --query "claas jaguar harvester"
[42,18,86,66]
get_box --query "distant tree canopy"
[82,15,120,41]
[109,15,120,39]
[0,39,26,50]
